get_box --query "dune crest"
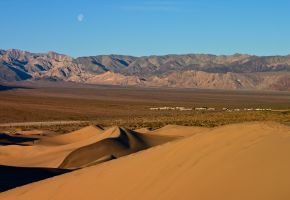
[39,125,104,145]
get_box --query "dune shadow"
[0,165,71,192]
[59,127,179,169]
[0,133,38,146]
[59,138,131,169]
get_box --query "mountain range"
[1,49,290,91]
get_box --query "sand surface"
[1,122,290,200]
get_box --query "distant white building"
[195,107,207,111]
[178,107,192,111]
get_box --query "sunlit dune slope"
[1,122,290,200]
[149,124,210,137]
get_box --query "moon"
[77,14,84,22]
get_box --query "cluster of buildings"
[149,106,215,111]
[149,106,272,112]
[244,108,272,111]
[149,107,192,111]
[223,108,272,112]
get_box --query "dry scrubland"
[0,84,290,133]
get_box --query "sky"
[0,0,289,57]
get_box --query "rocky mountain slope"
[0,49,290,91]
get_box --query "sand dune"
[0,125,178,168]
[0,125,106,167]
[59,127,148,169]
[1,122,290,200]
[39,125,104,145]
[59,126,183,169]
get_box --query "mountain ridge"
[0,49,290,91]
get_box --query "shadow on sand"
[0,133,38,146]
[0,165,71,192]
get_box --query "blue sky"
[0,0,289,57]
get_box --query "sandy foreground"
[0,122,290,200]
